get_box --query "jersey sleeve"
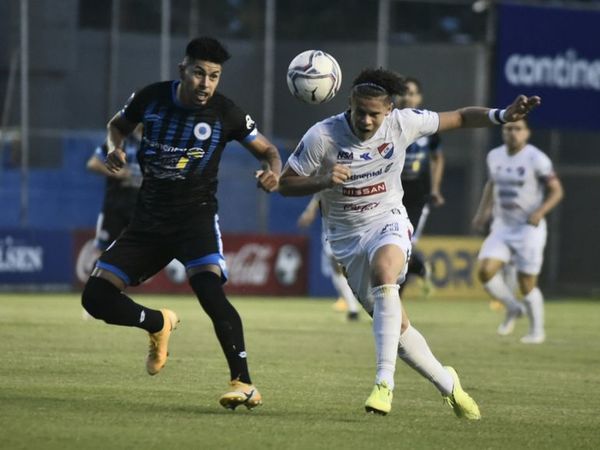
[534,151,556,182]
[120,85,155,124]
[395,108,440,143]
[285,125,325,177]
[224,102,258,143]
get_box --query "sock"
[81,276,164,333]
[331,271,360,313]
[189,272,251,384]
[523,287,545,335]
[484,273,522,312]
[371,284,402,390]
[397,326,454,396]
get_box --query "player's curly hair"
[352,68,407,100]
[185,36,231,64]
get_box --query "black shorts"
[96,213,226,286]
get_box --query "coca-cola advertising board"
[73,230,308,295]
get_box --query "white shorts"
[328,215,413,313]
[478,221,547,275]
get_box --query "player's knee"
[478,264,495,283]
[81,276,119,320]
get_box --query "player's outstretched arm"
[106,112,137,173]
[438,95,542,132]
[244,133,282,193]
[279,164,351,197]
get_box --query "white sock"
[398,326,454,396]
[371,284,402,390]
[331,271,360,313]
[523,287,545,335]
[484,273,522,312]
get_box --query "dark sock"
[82,276,164,333]
[399,254,427,296]
[189,271,251,384]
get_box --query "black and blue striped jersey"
[120,81,258,228]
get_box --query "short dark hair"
[185,37,231,64]
[404,76,422,93]
[352,68,407,100]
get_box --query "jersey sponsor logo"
[377,143,394,159]
[245,114,256,130]
[348,168,382,181]
[380,222,400,234]
[342,202,380,212]
[384,162,393,173]
[175,147,206,169]
[193,122,212,140]
[337,150,353,160]
[360,152,372,160]
[143,137,188,154]
[342,182,386,197]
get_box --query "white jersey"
[487,144,555,227]
[286,108,439,240]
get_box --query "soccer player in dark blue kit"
[396,77,445,296]
[81,37,281,410]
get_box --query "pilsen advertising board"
[496,3,600,130]
[73,230,308,296]
[0,229,72,288]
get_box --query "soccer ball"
[286,50,342,104]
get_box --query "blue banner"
[496,3,600,130]
[0,229,72,286]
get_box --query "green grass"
[1,294,599,450]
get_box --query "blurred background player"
[473,119,563,343]
[394,77,445,298]
[86,126,143,259]
[297,195,361,320]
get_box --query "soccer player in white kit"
[473,119,563,344]
[279,67,541,416]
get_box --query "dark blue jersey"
[120,81,258,229]
[93,137,142,211]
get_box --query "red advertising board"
[73,230,308,296]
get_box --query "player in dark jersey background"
[75,128,142,287]
[396,77,445,296]
[81,37,281,410]
[88,127,142,252]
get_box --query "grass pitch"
[1,294,599,450]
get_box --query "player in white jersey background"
[279,67,541,416]
[473,119,563,344]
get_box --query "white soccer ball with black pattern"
[286,50,342,104]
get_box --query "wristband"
[488,108,507,125]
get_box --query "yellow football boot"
[146,309,179,375]
[443,366,481,420]
[364,381,393,415]
[219,380,263,410]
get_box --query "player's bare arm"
[472,180,494,232]
[297,195,320,228]
[244,133,282,193]
[429,151,445,206]
[528,176,564,226]
[438,95,542,132]
[106,113,137,173]
[279,164,351,197]
[87,154,131,179]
